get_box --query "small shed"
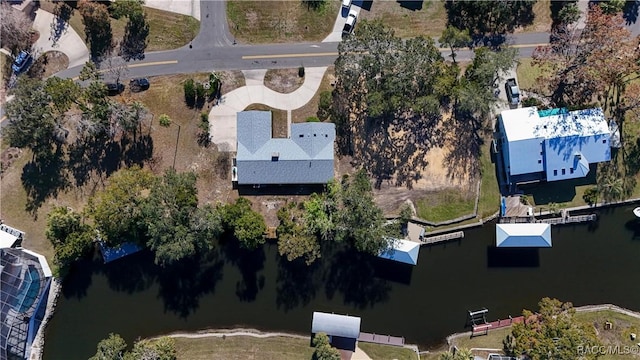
[311,312,361,351]
[496,223,552,248]
[378,239,421,265]
[0,224,24,249]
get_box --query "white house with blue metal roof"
[497,107,610,185]
[235,111,336,185]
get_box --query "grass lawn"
[39,0,199,52]
[449,328,512,350]
[478,136,500,218]
[519,0,552,33]
[174,336,315,360]
[358,343,419,360]
[359,0,447,38]
[415,188,476,223]
[245,104,288,138]
[226,0,339,43]
[576,310,640,360]
[516,58,545,93]
[291,66,335,123]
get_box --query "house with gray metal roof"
[235,111,335,185]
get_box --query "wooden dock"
[420,231,464,245]
[358,332,405,346]
[472,315,526,336]
[536,214,597,225]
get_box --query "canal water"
[44,204,640,359]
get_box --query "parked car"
[105,82,125,96]
[129,78,150,92]
[342,9,358,36]
[342,0,351,9]
[505,78,520,106]
[11,50,32,74]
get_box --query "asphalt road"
[55,31,550,80]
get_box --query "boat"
[634,207,640,218]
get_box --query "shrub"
[520,195,530,205]
[522,97,542,108]
[183,78,195,106]
[317,90,332,121]
[195,82,206,108]
[583,187,598,205]
[158,114,171,127]
[306,116,320,122]
[298,66,305,78]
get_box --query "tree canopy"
[334,20,449,188]
[5,77,57,159]
[90,334,176,360]
[78,0,113,59]
[144,169,217,266]
[221,197,267,250]
[445,0,535,37]
[89,166,154,245]
[45,206,94,277]
[504,297,601,360]
[0,3,33,53]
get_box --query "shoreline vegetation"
[117,303,640,359]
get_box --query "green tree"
[89,333,127,360]
[119,4,149,61]
[445,0,535,36]
[109,0,144,19]
[89,166,154,245]
[303,0,328,11]
[335,169,390,254]
[91,334,176,360]
[222,197,267,250]
[234,209,266,249]
[79,60,101,81]
[599,0,626,14]
[144,169,213,266]
[317,90,333,121]
[504,297,601,360]
[440,26,471,64]
[335,21,449,186]
[46,206,94,276]
[125,337,176,360]
[277,203,321,265]
[44,77,81,115]
[5,77,57,158]
[184,78,196,107]
[439,348,473,360]
[78,0,113,59]
[312,333,340,360]
[556,2,580,25]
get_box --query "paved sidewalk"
[32,9,89,68]
[210,67,327,152]
[145,0,201,20]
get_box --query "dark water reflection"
[44,205,640,359]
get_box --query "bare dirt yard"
[263,68,304,94]
[340,111,479,217]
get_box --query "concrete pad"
[32,9,90,68]
[145,0,201,20]
[208,67,328,152]
[242,69,267,86]
[352,346,373,360]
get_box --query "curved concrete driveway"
[210,66,327,152]
[32,9,89,68]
